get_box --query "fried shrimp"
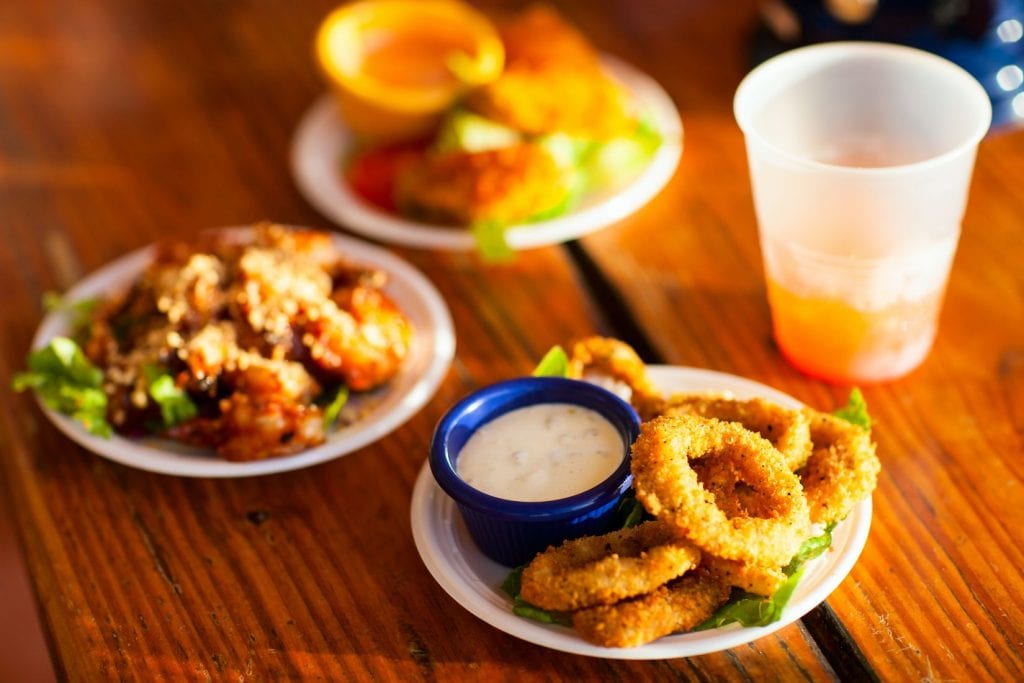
[660,395,813,471]
[572,571,731,648]
[631,414,811,567]
[800,411,881,525]
[566,336,663,418]
[520,520,701,612]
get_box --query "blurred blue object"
[752,0,1024,129]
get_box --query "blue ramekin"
[430,376,642,567]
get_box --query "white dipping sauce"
[456,403,623,502]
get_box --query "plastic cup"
[734,42,991,384]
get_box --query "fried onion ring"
[566,336,663,419]
[519,520,701,612]
[702,555,787,597]
[631,414,811,567]
[800,411,880,525]
[660,395,813,471]
[572,570,731,647]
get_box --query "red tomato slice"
[346,142,426,213]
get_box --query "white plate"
[290,55,683,251]
[30,227,455,478]
[410,366,873,659]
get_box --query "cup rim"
[429,376,640,521]
[733,41,993,176]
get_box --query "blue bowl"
[430,377,642,567]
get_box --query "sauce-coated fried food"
[800,411,881,525]
[572,571,731,648]
[660,395,813,471]
[520,520,701,612]
[85,224,412,460]
[395,143,568,225]
[631,414,811,567]
[466,6,634,138]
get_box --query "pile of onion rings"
[512,337,880,648]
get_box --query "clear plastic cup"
[734,42,991,384]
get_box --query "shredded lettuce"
[143,365,197,428]
[833,387,871,431]
[531,345,570,377]
[12,337,112,437]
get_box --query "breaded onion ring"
[702,555,787,597]
[800,411,880,525]
[691,456,775,518]
[572,571,731,648]
[566,336,663,419]
[631,414,811,567]
[519,520,701,612]
[660,395,813,471]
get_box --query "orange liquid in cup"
[766,278,946,384]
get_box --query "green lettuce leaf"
[617,492,648,529]
[833,387,871,431]
[531,345,570,377]
[42,292,99,334]
[500,565,572,626]
[321,384,350,429]
[471,220,515,263]
[144,365,197,428]
[12,337,112,437]
[695,526,833,631]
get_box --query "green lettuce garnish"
[42,292,99,334]
[500,565,572,626]
[12,337,112,437]
[833,387,871,431]
[695,525,834,631]
[143,365,197,428]
[471,220,515,263]
[321,384,350,429]
[531,345,570,377]
[617,492,648,529]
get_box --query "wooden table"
[2,1,1022,680]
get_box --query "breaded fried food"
[660,395,813,471]
[702,554,788,597]
[520,520,701,612]
[395,143,568,225]
[572,571,731,648]
[631,414,811,567]
[466,6,634,139]
[497,3,599,72]
[800,411,881,525]
[566,336,663,417]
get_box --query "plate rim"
[290,54,684,251]
[410,365,873,658]
[28,226,456,478]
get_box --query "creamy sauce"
[456,403,623,502]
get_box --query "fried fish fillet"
[394,143,568,225]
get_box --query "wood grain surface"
[1,0,1022,680]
